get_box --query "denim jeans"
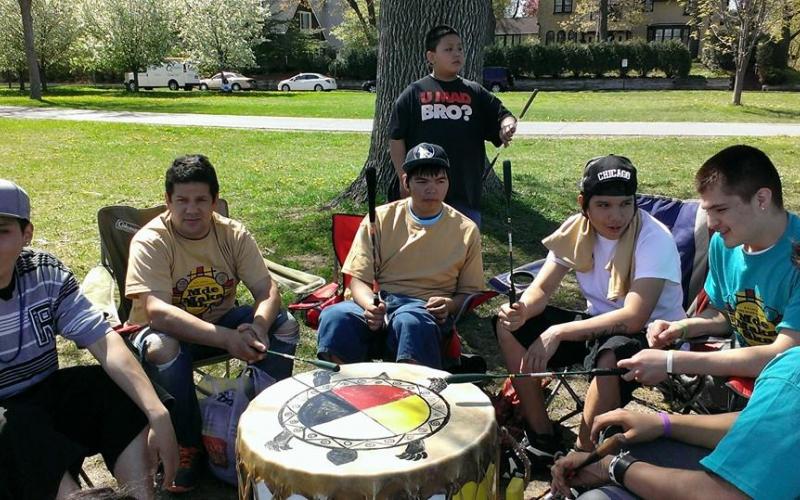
[316,293,452,369]
[133,306,298,447]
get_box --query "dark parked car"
[362,79,377,92]
[483,66,514,92]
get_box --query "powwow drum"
[237,362,498,500]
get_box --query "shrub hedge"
[486,40,692,78]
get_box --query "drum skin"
[237,363,498,500]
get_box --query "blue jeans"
[133,306,298,447]
[316,293,452,369]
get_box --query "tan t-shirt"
[343,200,484,301]
[125,212,270,324]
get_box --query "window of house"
[649,26,690,44]
[554,0,573,13]
[568,31,578,42]
[557,30,566,43]
[298,11,312,30]
[546,31,555,45]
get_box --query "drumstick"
[365,166,380,307]
[534,434,627,499]
[570,433,626,475]
[267,350,340,372]
[444,368,627,385]
[483,89,539,179]
[503,160,516,305]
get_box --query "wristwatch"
[608,451,640,487]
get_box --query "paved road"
[2,105,800,136]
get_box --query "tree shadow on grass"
[456,175,566,373]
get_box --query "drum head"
[237,363,497,499]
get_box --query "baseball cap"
[402,143,450,174]
[579,155,637,197]
[0,179,30,221]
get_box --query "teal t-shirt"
[704,212,800,346]
[701,346,800,498]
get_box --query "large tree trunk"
[335,0,493,205]
[597,0,609,42]
[17,0,42,100]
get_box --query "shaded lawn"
[2,86,800,122]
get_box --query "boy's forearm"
[675,338,794,378]
[624,463,747,499]
[89,333,170,422]
[668,412,738,448]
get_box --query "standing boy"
[388,24,517,226]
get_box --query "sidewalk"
[2,105,800,136]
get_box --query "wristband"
[659,411,672,438]
[608,451,640,488]
[666,350,674,374]
[678,322,689,341]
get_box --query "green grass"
[3,117,800,370]
[2,86,800,122]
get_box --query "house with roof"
[537,0,701,56]
[495,17,540,46]
[264,0,345,49]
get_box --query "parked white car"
[278,73,337,91]
[124,61,200,91]
[199,72,257,91]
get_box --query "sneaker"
[165,445,204,494]
[522,431,564,465]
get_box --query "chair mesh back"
[97,199,229,323]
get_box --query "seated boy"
[495,155,685,458]
[317,143,484,369]
[125,155,299,492]
[0,180,177,500]
[620,145,800,386]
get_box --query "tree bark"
[17,0,42,100]
[597,0,609,42]
[333,0,493,205]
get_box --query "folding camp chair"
[289,213,496,371]
[489,194,723,420]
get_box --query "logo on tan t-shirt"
[173,266,235,316]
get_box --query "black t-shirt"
[388,75,512,210]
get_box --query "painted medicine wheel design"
[266,372,449,465]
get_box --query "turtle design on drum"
[265,372,450,466]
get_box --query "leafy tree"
[257,20,332,74]
[0,0,26,88]
[84,0,174,91]
[561,0,647,42]
[0,0,83,91]
[17,0,41,99]
[176,0,267,76]
[696,0,784,104]
[332,0,378,49]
